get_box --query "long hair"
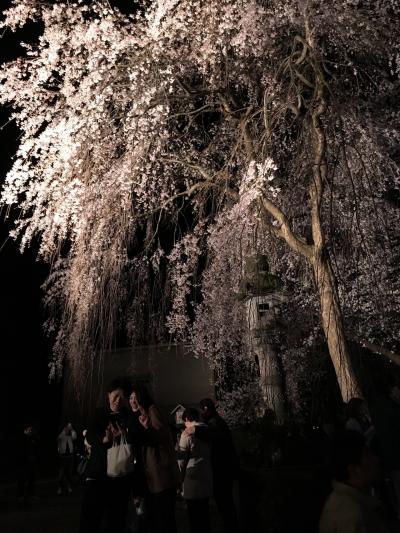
[130,384,154,412]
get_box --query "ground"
[1,473,400,533]
[0,477,224,533]
[0,478,80,533]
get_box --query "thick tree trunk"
[312,252,361,401]
[248,22,363,403]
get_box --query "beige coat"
[143,405,180,494]
[319,481,389,533]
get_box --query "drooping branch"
[1,0,398,409]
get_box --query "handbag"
[77,456,88,477]
[107,432,134,478]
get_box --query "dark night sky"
[0,5,62,439]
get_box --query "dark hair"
[182,408,200,423]
[129,384,154,411]
[199,398,216,413]
[107,377,131,396]
[331,430,366,482]
[346,398,365,420]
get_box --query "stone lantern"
[238,255,286,420]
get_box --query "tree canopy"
[1,0,399,418]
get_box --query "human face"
[390,385,400,403]
[129,391,140,413]
[200,407,210,422]
[108,388,125,413]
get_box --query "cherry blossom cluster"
[1,0,399,419]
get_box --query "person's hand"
[103,422,121,442]
[103,423,112,443]
[139,413,149,429]
[110,421,122,439]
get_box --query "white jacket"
[178,422,213,500]
[57,429,77,455]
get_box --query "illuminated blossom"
[1,0,399,418]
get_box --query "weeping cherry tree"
[1,0,400,416]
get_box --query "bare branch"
[258,196,312,258]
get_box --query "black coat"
[85,407,131,480]
[207,413,238,480]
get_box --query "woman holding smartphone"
[78,377,132,533]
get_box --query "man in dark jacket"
[199,398,239,533]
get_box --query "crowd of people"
[76,378,238,533]
[12,373,400,533]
